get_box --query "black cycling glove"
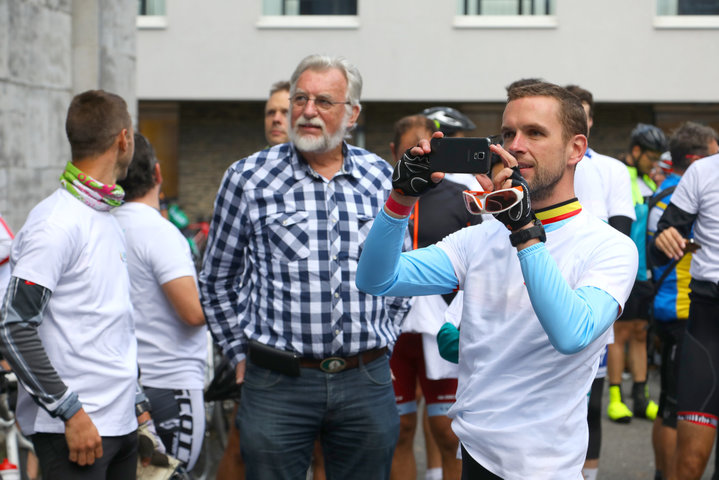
[392,149,439,196]
[493,167,536,231]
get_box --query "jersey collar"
[534,198,582,225]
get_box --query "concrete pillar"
[0,0,136,230]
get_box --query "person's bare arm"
[161,276,205,326]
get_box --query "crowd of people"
[0,53,716,480]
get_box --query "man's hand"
[235,359,246,384]
[392,132,445,197]
[655,226,687,260]
[488,144,535,231]
[65,408,102,466]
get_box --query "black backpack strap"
[648,186,676,212]
[653,258,681,296]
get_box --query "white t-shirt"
[113,202,207,389]
[401,293,459,380]
[575,149,636,223]
[11,189,137,436]
[574,153,608,221]
[444,173,481,190]
[437,211,636,479]
[590,150,636,221]
[669,153,719,283]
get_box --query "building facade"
[137,0,719,221]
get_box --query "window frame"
[137,0,167,29]
[454,0,557,29]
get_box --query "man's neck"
[127,185,161,210]
[299,143,345,180]
[73,153,118,185]
[531,175,576,211]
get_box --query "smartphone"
[428,137,492,174]
[683,238,701,254]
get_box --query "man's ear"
[153,162,163,186]
[389,142,397,163]
[346,104,361,129]
[118,128,131,152]
[567,134,588,168]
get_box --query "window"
[258,0,359,29]
[137,0,166,29]
[657,0,719,15]
[137,0,165,16]
[457,0,554,16]
[655,0,719,28]
[263,0,357,16]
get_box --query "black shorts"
[618,280,653,321]
[655,320,686,428]
[586,377,605,460]
[32,431,137,480]
[677,286,719,429]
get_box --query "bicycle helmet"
[630,123,667,152]
[421,106,476,136]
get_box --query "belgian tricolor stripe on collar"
[534,198,582,225]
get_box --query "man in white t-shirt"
[0,90,139,479]
[357,81,637,479]
[651,152,719,480]
[114,133,207,472]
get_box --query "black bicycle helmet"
[630,123,668,152]
[421,106,476,136]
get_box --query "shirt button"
[335,329,341,335]
[334,292,340,298]
[332,255,337,261]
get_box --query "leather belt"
[300,348,388,373]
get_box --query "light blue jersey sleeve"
[518,243,620,354]
[356,209,458,297]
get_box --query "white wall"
[137,0,719,103]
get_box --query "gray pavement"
[412,367,716,479]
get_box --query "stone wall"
[0,0,136,231]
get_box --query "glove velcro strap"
[385,195,414,217]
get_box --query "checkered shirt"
[199,142,410,366]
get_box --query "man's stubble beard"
[526,157,565,203]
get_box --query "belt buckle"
[320,357,347,373]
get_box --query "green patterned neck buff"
[59,162,125,211]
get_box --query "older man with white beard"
[199,54,410,480]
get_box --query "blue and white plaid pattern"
[199,143,410,365]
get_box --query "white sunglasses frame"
[462,186,524,215]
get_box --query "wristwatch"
[135,398,152,417]
[509,218,546,247]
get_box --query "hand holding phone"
[428,137,492,174]
[683,238,701,254]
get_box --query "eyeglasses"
[291,94,351,111]
[643,150,662,163]
[462,187,524,215]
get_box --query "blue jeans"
[238,353,399,480]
